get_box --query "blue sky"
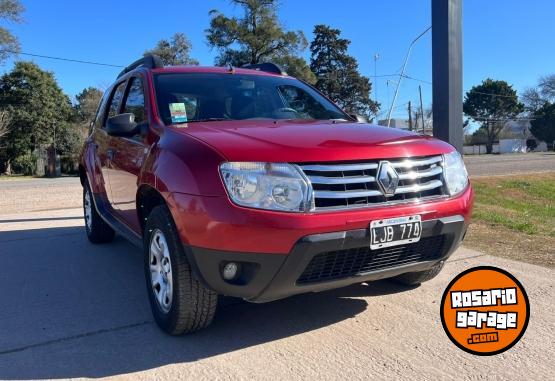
[3,0,554,120]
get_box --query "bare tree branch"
[0,110,11,141]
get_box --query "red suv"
[80,55,473,335]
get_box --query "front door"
[109,76,149,232]
[97,80,127,206]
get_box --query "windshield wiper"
[187,118,229,123]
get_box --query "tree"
[530,103,555,148]
[271,54,316,84]
[0,0,24,63]
[0,110,9,140]
[74,86,103,124]
[61,86,104,159]
[0,61,72,173]
[144,33,199,66]
[522,74,555,112]
[463,79,523,154]
[206,0,315,83]
[310,25,378,119]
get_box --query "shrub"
[13,152,37,175]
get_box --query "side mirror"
[349,114,368,123]
[106,113,137,137]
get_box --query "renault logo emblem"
[376,161,399,196]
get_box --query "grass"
[464,172,555,267]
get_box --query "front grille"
[297,236,445,285]
[299,155,446,210]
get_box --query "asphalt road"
[0,208,553,380]
[464,152,555,177]
[0,153,553,215]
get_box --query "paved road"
[0,153,553,215]
[0,177,81,215]
[464,152,555,177]
[0,208,553,380]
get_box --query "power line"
[0,49,124,68]
[1,50,524,103]
[402,74,432,84]
[465,90,520,99]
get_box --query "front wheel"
[144,205,217,335]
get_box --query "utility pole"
[432,0,463,151]
[408,101,413,131]
[419,85,425,134]
[386,26,431,127]
[373,53,379,105]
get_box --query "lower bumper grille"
[297,235,445,285]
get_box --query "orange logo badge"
[440,266,530,355]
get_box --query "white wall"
[499,139,527,153]
[463,144,500,155]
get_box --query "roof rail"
[117,55,164,78]
[242,62,287,76]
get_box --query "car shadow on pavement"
[0,225,415,379]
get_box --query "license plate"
[370,215,422,250]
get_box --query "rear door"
[109,76,150,232]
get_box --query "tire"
[393,261,445,286]
[144,205,217,335]
[83,183,115,244]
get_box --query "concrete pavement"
[0,208,553,380]
[0,152,553,214]
[464,152,555,177]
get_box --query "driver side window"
[123,77,146,124]
[277,85,328,119]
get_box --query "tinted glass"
[107,81,126,120]
[123,77,146,123]
[93,90,109,130]
[153,73,348,125]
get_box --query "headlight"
[219,162,311,212]
[442,151,469,196]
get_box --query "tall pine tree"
[310,25,378,119]
[206,0,315,83]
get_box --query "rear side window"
[92,90,109,130]
[107,82,127,120]
[123,77,146,123]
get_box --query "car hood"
[174,119,454,162]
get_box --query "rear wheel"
[393,261,445,286]
[83,183,115,244]
[144,205,217,335]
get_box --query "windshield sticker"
[169,103,188,124]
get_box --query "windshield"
[153,73,349,125]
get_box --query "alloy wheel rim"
[84,189,92,231]
[149,229,173,313]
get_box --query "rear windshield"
[153,73,349,125]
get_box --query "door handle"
[107,149,115,161]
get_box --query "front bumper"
[168,185,474,254]
[184,215,467,303]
